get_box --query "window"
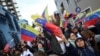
[1,0,5,1]
[2,2,6,5]
[6,0,12,2]
[4,6,8,9]
[7,2,12,5]
[66,0,70,5]
[13,17,20,31]
[11,10,14,13]
[5,13,15,30]
[8,6,13,9]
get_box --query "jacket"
[43,30,63,54]
[66,43,95,56]
[78,47,95,56]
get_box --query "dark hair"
[69,32,75,37]
[72,27,78,30]
[75,38,87,48]
[34,51,47,56]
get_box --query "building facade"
[0,5,20,50]
[55,0,100,14]
[0,0,21,19]
[54,0,100,26]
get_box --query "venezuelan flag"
[20,24,40,41]
[86,8,100,17]
[20,24,40,35]
[42,6,49,22]
[84,12,100,28]
[21,29,37,41]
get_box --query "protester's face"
[15,50,20,55]
[76,39,85,48]
[54,14,60,26]
[70,33,76,40]
[38,43,43,49]
[73,28,78,33]
[54,14,60,19]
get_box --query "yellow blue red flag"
[20,24,40,41]
[42,6,49,22]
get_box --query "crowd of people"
[0,11,100,56]
[0,25,100,56]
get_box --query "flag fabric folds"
[42,6,49,22]
[45,22,63,38]
[84,13,100,28]
[86,8,100,17]
[21,29,37,38]
[20,24,40,41]
[35,18,63,38]
[20,24,40,35]
[21,34,34,42]
[21,29,36,41]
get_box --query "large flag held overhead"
[20,24,40,41]
[42,6,49,22]
[35,18,63,38]
[84,12,100,28]
[86,8,100,17]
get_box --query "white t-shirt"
[56,36,66,54]
[27,41,32,47]
[20,49,33,56]
[77,32,82,38]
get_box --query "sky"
[16,0,57,25]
